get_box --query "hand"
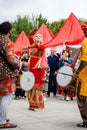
[23,46,29,50]
[33,66,42,69]
[72,72,78,79]
[54,71,57,75]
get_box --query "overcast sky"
[0,0,87,23]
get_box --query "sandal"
[0,122,17,129]
[29,108,35,111]
[77,122,87,128]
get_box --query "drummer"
[47,48,60,97]
[14,51,29,99]
[73,22,87,128]
[58,47,75,101]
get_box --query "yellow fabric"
[80,38,87,61]
[77,38,87,96]
[78,66,87,96]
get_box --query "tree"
[36,13,49,27]
[48,19,66,35]
[12,15,33,34]
[11,27,18,41]
[11,14,49,41]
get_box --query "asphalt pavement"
[4,94,85,130]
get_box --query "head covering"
[81,22,87,31]
[61,45,69,54]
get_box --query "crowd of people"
[0,21,87,128]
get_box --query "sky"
[0,0,87,23]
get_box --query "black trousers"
[77,81,87,122]
[15,88,25,97]
[47,72,57,96]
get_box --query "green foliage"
[12,15,33,34]
[36,13,49,27]
[48,19,66,35]
[11,15,35,41]
[11,14,49,41]
[10,28,18,41]
[79,18,87,24]
[11,13,83,41]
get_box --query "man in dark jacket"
[47,48,59,97]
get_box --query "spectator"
[43,68,49,101]
[47,48,59,97]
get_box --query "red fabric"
[39,44,45,51]
[29,57,44,90]
[40,54,48,68]
[0,78,12,96]
[44,13,85,48]
[35,23,55,44]
[29,37,34,45]
[14,31,30,55]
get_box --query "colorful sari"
[27,44,45,110]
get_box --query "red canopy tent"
[35,23,55,44]
[44,13,85,48]
[14,31,30,55]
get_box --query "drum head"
[57,66,73,87]
[20,71,35,91]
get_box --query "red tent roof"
[35,23,55,44]
[44,13,85,48]
[14,31,30,55]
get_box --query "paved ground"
[4,94,85,130]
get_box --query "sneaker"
[44,97,47,101]
[14,96,19,100]
[71,97,73,100]
[66,96,70,101]
[47,95,50,97]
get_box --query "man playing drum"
[73,22,87,128]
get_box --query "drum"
[57,66,73,87]
[20,71,35,91]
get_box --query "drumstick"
[58,72,72,77]
[58,72,77,79]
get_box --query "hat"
[81,22,87,31]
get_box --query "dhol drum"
[20,71,35,91]
[57,66,74,87]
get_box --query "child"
[14,71,24,99]
[43,68,49,101]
